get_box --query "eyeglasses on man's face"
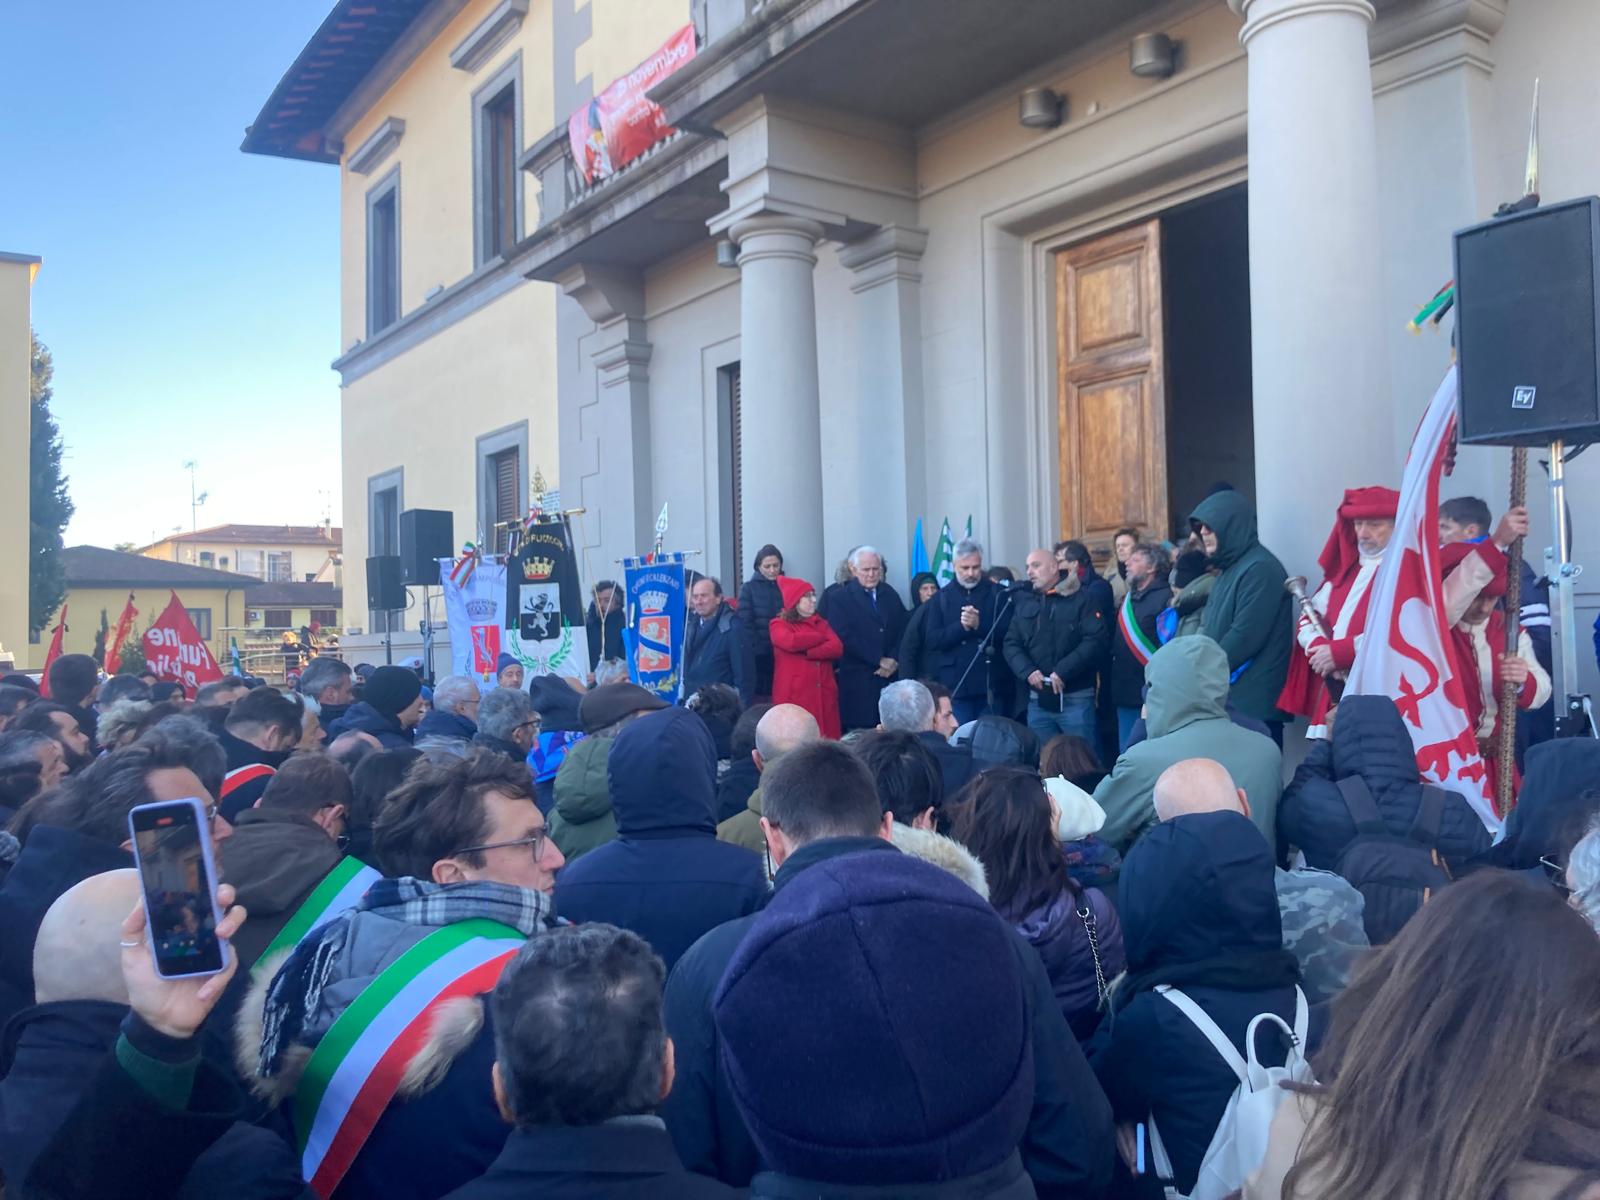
[452,829,553,862]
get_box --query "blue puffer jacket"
[553,707,767,970]
[1010,885,1124,1043]
[1278,694,1492,870]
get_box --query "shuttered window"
[491,447,520,552]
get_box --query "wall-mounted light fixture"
[1018,86,1064,129]
[1130,32,1178,79]
[716,239,739,268]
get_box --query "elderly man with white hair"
[817,545,909,733]
[877,679,974,797]
[414,674,481,748]
[923,538,1011,725]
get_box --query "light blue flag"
[910,518,931,576]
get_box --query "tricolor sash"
[252,858,383,978]
[221,762,277,799]
[294,918,526,1197]
[1117,594,1161,667]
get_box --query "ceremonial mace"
[1285,577,1345,702]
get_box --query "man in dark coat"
[43,653,100,745]
[1189,489,1294,737]
[298,656,355,741]
[325,664,425,750]
[1004,549,1109,746]
[923,539,1012,725]
[444,924,735,1199]
[875,680,974,798]
[1086,811,1302,1198]
[1279,693,1494,872]
[817,547,908,733]
[586,580,626,673]
[0,870,307,1200]
[1109,542,1174,751]
[216,687,303,821]
[220,755,355,971]
[683,577,756,706]
[554,707,766,971]
[663,741,1115,1197]
[415,675,481,746]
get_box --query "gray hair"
[415,736,471,761]
[97,700,154,749]
[478,686,535,741]
[0,730,57,773]
[1129,541,1172,580]
[594,658,629,687]
[847,545,882,569]
[298,657,352,700]
[952,538,983,561]
[1568,817,1600,934]
[878,680,935,733]
[432,675,479,716]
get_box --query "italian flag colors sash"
[1117,594,1160,666]
[252,858,384,979]
[293,919,525,1197]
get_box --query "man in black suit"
[818,547,908,733]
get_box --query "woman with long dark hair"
[948,767,1123,1040]
[1249,870,1600,1199]
[738,544,785,699]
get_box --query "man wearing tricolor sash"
[240,750,564,1199]
[1278,487,1399,739]
[1108,542,1172,752]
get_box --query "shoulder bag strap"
[1409,784,1448,844]
[1334,775,1387,836]
[1156,985,1248,1083]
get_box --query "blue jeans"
[1026,690,1096,746]
[1117,706,1142,753]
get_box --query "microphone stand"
[951,586,1017,701]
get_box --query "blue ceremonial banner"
[623,553,687,702]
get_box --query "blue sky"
[1,2,343,549]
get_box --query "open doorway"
[1161,185,1254,535]
[1054,184,1254,554]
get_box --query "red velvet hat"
[1318,486,1401,585]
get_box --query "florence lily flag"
[1344,368,1499,834]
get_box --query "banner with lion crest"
[504,518,589,682]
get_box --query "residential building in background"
[137,522,341,585]
[0,252,40,670]
[27,546,256,671]
[247,0,1600,696]
[242,580,344,635]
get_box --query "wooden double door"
[1056,218,1167,553]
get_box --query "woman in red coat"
[769,576,844,739]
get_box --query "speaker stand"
[419,583,436,686]
[1545,438,1596,738]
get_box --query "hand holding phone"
[127,798,236,987]
[120,882,246,1039]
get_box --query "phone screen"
[129,799,226,978]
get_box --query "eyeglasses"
[1539,854,1572,895]
[452,830,552,861]
[516,719,542,734]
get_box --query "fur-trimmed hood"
[890,824,989,900]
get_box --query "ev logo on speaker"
[1512,386,1537,409]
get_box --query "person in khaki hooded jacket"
[717,705,820,855]
[1093,636,1281,857]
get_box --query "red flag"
[104,592,139,675]
[38,607,68,698]
[1345,369,1499,834]
[141,592,223,696]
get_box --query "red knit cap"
[777,576,816,610]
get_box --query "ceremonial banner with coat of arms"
[623,553,687,702]
[505,520,589,682]
[439,556,508,689]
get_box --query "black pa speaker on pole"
[398,509,454,584]
[1454,195,1600,446]
[366,555,406,612]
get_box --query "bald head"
[754,704,821,769]
[1153,758,1249,823]
[35,869,140,1005]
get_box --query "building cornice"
[347,117,407,176]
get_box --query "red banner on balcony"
[567,24,697,185]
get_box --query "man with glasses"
[243,749,564,1199]
[416,675,483,749]
[220,753,356,971]
[472,687,540,772]
[817,546,909,733]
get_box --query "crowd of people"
[0,480,1595,1199]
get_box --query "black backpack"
[1334,775,1454,944]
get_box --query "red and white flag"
[1345,368,1500,834]
[104,592,139,675]
[141,592,223,696]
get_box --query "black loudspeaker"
[1454,196,1600,446]
[366,555,405,612]
[398,509,454,584]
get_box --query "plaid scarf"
[258,878,555,1078]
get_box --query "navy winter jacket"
[326,701,414,750]
[925,577,1010,701]
[415,708,478,743]
[554,707,767,970]
[1087,813,1299,1197]
[1278,694,1492,870]
[683,603,756,706]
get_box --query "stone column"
[1230,0,1394,574]
[837,225,929,592]
[732,214,826,582]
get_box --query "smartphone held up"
[127,798,230,979]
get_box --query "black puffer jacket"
[1109,579,1173,708]
[1476,737,1600,873]
[1278,694,1492,870]
[1002,575,1109,697]
[737,575,784,670]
